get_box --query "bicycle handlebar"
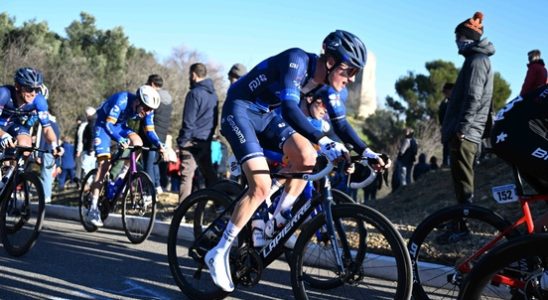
[303,161,334,181]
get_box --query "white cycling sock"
[273,190,298,217]
[91,195,99,210]
[216,221,240,252]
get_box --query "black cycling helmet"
[14,67,44,88]
[323,30,367,69]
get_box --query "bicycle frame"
[455,166,548,275]
[192,161,352,276]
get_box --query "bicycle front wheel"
[168,189,233,300]
[0,171,45,257]
[121,171,157,244]
[408,204,516,299]
[458,233,548,300]
[291,203,412,300]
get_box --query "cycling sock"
[216,221,240,252]
[273,190,298,217]
[91,195,99,210]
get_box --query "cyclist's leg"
[88,125,113,226]
[205,99,272,292]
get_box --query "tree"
[385,59,511,126]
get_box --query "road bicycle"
[0,145,52,256]
[167,156,412,300]
[458,233,548,299]
[78,145,158,244]
[407,165,548,299]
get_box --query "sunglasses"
[21,85,41,94]
[337,65,359,78]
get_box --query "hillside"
[367,157,548,241]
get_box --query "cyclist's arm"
[143,112,162,147]
[104,94,127,143]
[279,52,324,143]
[322,88,367,153]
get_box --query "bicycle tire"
[0,171,45,257]
[408,204,518,299]
[78,169,102,232]
[210,179,243,201]
[458,233,548,300]
[167,189,233,300]
[291,203,412,300]
[122,171,157,244]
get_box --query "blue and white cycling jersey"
[0,85,51,134]
[222,48,324,163]
[314,86,367,153]
[94,91,161,156]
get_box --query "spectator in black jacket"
[413,153,431,181]
[140,74,173,193]
[177,63,219,202]
[438,83,453,167]
[393,127,417,190]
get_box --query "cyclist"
[0,67,63,155]
[87,85,165,227]
[206,30,386,292]
[491,83,548,232]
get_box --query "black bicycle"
[0,145,51,257]
[167,157,412,299]
[78,146,158,244]
[458,233,548,299]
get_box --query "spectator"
[37,114,61,203]
[429,156,439,170]
[58,136,76,190]
[81,106,97,178]
[177,63,219,202]
[394,127,417,189]
[412,153,431,181]
[74,114,86,184]
[140,74,173,193]
[440,11,495,243]
[520,49,547,96]
[227,63,247,85]
[438,82,454,167]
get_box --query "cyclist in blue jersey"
[206,30,386,292]
[0,67,63,156]
[87,85,165,227]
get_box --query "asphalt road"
[0,218,299,300]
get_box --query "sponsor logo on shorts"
[226,115,246,144]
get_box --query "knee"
[289,149,317,170]
[248,182,270,201]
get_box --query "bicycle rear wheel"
[458,233,548,300]
[408,204,517,299]
[291,203,412,300]
[0,172,45,257]
[122,171,156,244]
[167,189,233,300]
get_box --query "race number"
[491,184,518,204]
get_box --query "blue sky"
[3,1,547,107]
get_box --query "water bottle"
[264,209,292,239]
[107,178,123,200]
[251,203,269,247]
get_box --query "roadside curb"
[45,204,172,238]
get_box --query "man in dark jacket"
[140,74,173,193]
[177,63,218,202]
[439,11,495,243]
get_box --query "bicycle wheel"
[458,233,548,300]
[121,171,156,244]
[167,189,233,300]
[210,179,243,201]
[291,203,412,300]
[408,204,518,299]
[78,169,110,232]
[0,171,45,257]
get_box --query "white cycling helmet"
[136,85,161,109]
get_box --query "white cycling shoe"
[205,248,234,292]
